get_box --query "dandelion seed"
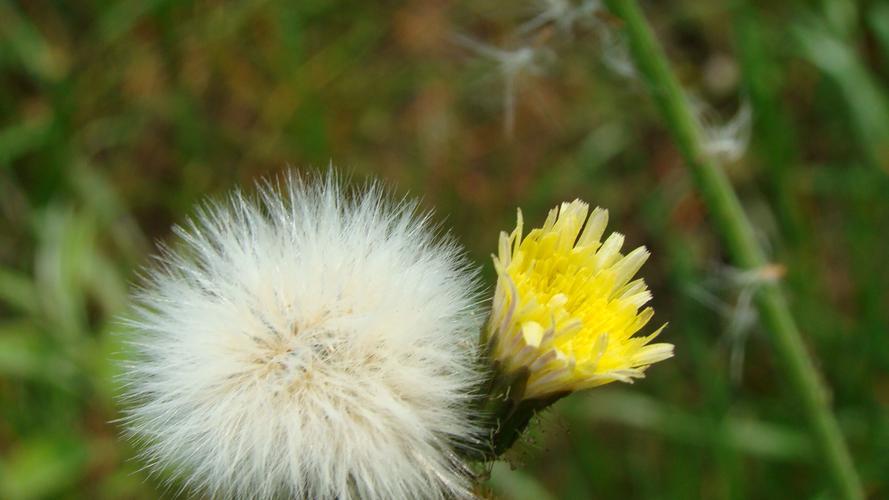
[688,263,783,383]
[486,200,673,400]
[693,97,753,162]
[722,263,786,288]
[596,24,637,79]
[453,33,549,137]
[519,0,602,36]
[687,283,756,383]
[119,173,483,500]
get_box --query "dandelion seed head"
[119,173,483,500]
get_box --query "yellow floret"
[487,200,674,399]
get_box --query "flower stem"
[604,1,863,498]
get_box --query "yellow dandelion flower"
[487,200,674,400]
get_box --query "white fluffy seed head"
[119,173,484,500]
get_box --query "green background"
[1,0,888,498]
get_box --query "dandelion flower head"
[487,200,674,399]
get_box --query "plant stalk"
[604,1,863,498]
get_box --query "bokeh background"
[2,0,888,498]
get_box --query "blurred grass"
[1,0,888,498]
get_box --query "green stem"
[604,1,863,498]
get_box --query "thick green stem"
[604,1,863,498]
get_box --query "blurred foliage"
[1,0,888,498]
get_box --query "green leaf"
[0,267,38,315]
[0,115,53,168]
[0,0,68,82]
[488,461,557,500]
[0,321,75,385]
[0,435,89,500]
